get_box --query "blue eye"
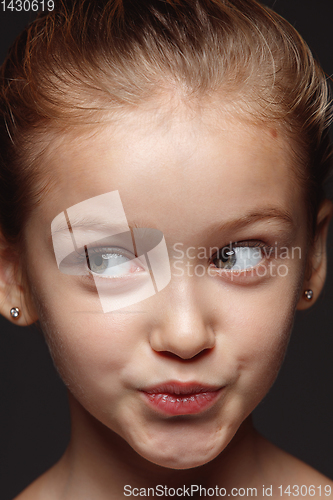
[85,248,143,277]
[88,252,129,274]
[212,245,263,270]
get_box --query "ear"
[0,242,38,326]
[297,199,333,310]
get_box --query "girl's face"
[24,103,308,469]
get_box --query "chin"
[138,448,220,470]
[128,431,227,470]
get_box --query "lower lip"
[141,389,223,416]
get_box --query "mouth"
[140,381,224,416]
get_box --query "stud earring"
[10,307,20,319]
[304,290,313,301]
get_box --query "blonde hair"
[0,0,332,247]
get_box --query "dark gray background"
[1,1,333,499]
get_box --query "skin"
[0,101,332,499]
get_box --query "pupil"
[94,255,103,267]
[219,247,234,262]
[213,246,236,270]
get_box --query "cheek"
[31,279,145,402]
[27,260,131,375]
[225,278,300,402]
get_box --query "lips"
[141,381,223,416]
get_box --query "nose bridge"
[149,275,216,359]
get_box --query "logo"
[51,191,171,312]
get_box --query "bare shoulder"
[13,475,49,500]
[256,434,333,498]
[13,461,65,500]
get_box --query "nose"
[149,279,216,359]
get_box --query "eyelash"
[224,241,270,250]
[70,246,139,271]
[75,240,271,265]
[211,240,272,260]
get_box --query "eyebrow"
[51,215,142,234]
[209,207,295,234]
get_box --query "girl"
[0,0,333,498]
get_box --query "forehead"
[36,103,304,238]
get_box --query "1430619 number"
[1,0,54,11]
[278,485,332,497]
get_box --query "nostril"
[154,346,215,361]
